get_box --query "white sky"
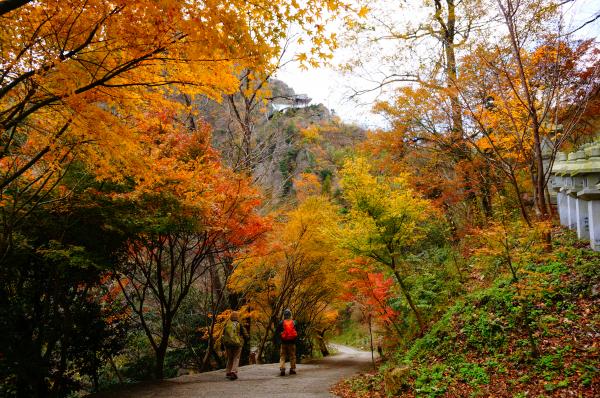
[275,0,600,130]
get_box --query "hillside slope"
[333,229,600,397]
[207,79,364,203]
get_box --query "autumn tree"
[492,0,560,220]
[0,0,345,256]
[477,1,600,220]
[230,191,343,362]
[371,86,500,227]
[342,260,400,364]
[364,0,599,233]
[343,262,401,337]
[341,0,495,229]
[451,36,599,228]
[113,121,267,379]
[336,157,447,335]
[0,0,348,386]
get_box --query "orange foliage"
[0,0,348,218]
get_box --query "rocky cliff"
[206,79,365,205]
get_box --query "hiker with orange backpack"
[276,308,298,376]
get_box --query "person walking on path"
[220,311,247,380]
[276,308,298,376]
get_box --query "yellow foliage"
[301,125,323,143]
[467,197,552,283]
[336,156,440,266]
[229,194,344,340]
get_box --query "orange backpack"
[281,319,297,341]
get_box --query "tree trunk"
[451,251,464,283]
[257,322,274,364]
[479,163,494,219]
[438,0,488,223]
[316,329,330,357]
[441,0,462,136]
[532,128,548,219]
[498,0,551,230]
[240,316,252,365]
[92,366,99,392]
[155,318,172,380]
[391,267,425,335]
[509,172,532,227]
[200,333,215,372]
[367,314,376,369]
[155,340,168,379]
[109,356,124,384]
[155,342,168,379]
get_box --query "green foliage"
[0,195,130,396]
[543,379,569,392]
[284,121,299,143]
[579,363,598,387]
[536,350,565,372]
[457,362,489,386]
[534,261,569,276]
[457,284,516,351]
[404,310,455,361]
[384,248,463,346]
[335,157,450,337]
[279,147,300,195]
[413,364,448,397]
[462,312,507,351]
[403,281,518,361]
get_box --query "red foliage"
[342,261,397,326]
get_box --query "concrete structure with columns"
[551,139,600,251]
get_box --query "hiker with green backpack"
[276,308,298,376]
[220,311,248,380]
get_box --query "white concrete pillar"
[558,192,568,226]
[588,200,600,251]
[567,195,578,230]
[576,198,590,240]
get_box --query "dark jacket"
[276,319,297,344]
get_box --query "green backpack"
[222,320,242,347]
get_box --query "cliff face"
[206,79,365,205]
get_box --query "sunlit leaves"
[0,0,350,224]
[336,156,437,264]
[229,194,343,353]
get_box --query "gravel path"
[93,345,373,398]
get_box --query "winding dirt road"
[94,345,373,398]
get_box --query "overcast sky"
[275,0,600,130]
